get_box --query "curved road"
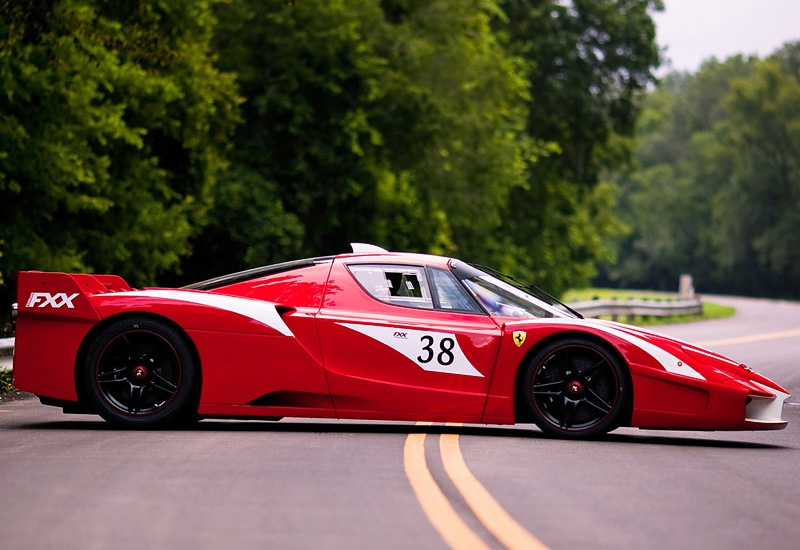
[1,296,798,550]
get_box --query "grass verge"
[1,368,14,394]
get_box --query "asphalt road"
[1,295,798,550]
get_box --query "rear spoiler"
[16,271,132,321]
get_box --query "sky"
[652,0,800,75]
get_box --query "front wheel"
[83,317,199,428]
[523,337,629,439]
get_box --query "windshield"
[462,275,577,319]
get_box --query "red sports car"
[12,244,789,438]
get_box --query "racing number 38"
[417,335,456,366]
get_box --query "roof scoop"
[350,243,389,254]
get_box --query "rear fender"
[13,271,126,400]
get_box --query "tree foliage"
[490,0,662,294]
[0,0,240,300]
[0,0,664,311]
[195,0,662,295]
[610,44,800,298]
[187,0,535,282]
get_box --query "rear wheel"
[524,337,629,439]
[83,317,199,428]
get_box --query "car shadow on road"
[8,416,792,450]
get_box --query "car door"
[316,260,502,422]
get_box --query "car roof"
[184,249,456,291]
[336,251,453,269]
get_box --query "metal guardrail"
[0,298,702,372]
[568,298,703,319]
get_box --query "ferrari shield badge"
[513,331,526,347]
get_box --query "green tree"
[709,54,800,295]
[492,0,663,294]
[369,0,532,258]
[608,59,756,290]
[202,0,662,295]
[199,0,531,277]
[610,47,800,298]
[0,0,240,305]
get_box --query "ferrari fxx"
[12,244,789,438]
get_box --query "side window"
[430,269,482,313]
[348,265,434,309]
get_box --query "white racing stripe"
[587,322,705,380]
[111,290,294,336]
[338,323,484,377]
[520,318,706,381]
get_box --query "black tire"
[523,337,629,439]
[83,317,199,428]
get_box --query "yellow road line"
[404,422,550,550]
[440,427,550,550]
[403,423,490,550]
[696,328,800,348]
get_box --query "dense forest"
[0,0,662,315]
[605,43,800,298]
[2,0,797,319]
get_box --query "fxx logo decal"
[26,292,79,309]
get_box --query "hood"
[593,320,788,394]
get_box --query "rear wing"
[13,272,133,400]
[16,271,131,322]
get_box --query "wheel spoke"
[134,344,158,366]
[149,371,178,395]
[99,378,129,386]
[578,358,607,382]
[533,379,565,396]
[561,398,578,428]
[582,387,613,414]
[120,334,137,355]
[555,349,572,378]
[127,384,147,414]
[98,366,128,382]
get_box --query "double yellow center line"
[404,423,550,550]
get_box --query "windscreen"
[462,275,575,319]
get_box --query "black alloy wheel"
[84,317,199,428]
[524,337,629,439]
